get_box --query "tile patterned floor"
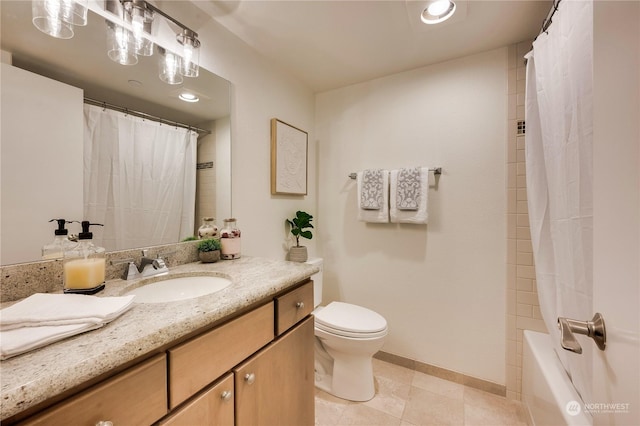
[315,359,528,426]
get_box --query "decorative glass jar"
[198,217,219,239]
[220,218,241,259]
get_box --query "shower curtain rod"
[536,0,562,40]
[84,98,212,135]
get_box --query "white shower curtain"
[83,104,197,251]
[524,0,593,403]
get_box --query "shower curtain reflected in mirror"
[524,0,593,405]
[83,104,197,251]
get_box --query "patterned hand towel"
[357,170,390,223]
[390,167,429,224]
[360,169,384,210]
[396,167,421,210]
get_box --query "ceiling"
[198,0,552,92]
[1,0,552,120]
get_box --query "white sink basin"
[126,275,231,303]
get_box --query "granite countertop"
[0,256,318,421]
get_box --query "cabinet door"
[234,316,314,426]
[159,373,234,426]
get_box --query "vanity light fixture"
[421,0,456,24]
[32,0,88,39]
[179,92,199,103]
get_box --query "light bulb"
[427,0,450,16]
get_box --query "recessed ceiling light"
[179,92,199,103]
[128,79,143,88]
[421,0,456,24]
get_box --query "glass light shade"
[158,48,183,85]
[32,0,74,39]
[127,3,154,56]
[106,22,138,66]
[60,0,88,27]
[177,31,200,78]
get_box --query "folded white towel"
[0,293,135,331]
[357,170,389,223]
[390,167,429,224]
[0,323,103,360]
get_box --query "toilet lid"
[314,301,387,334]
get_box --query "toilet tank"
[305,257,323,308]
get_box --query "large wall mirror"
[0,1,231,265]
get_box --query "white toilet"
[307,258,388,402]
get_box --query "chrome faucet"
[557,313,606,354]
[116,250,170,280]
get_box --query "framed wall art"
[270,118,308,195]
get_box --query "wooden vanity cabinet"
[274,280,314,335]
[21,354,167,426]
[158,373,234,426]
[14,280,314,426]
[234,316,315,426]
[167,302,274,409]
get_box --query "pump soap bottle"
[42,219,76,260]
[63,221,106,294]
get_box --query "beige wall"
[195,17,318,259]
[315,48,508,385]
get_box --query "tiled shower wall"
[505,41,548,400]
[195,121,217,235]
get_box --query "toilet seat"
[314,302,387,338]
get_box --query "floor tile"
[337,404,402,425]
[372,358,414,385]
[402,386,465,426]
[412,370,465,400]
[362,375,410,418]
[315,359,527,426]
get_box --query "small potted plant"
[286,210,313,262]
[197,238,221,263]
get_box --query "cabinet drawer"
[159,373,234,426]
[22,354,167,426]
[275,280,313,335]
[168,302,274,409]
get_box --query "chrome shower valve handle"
[557,313,606,354]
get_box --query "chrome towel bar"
[348,167,442,179]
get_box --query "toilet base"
[314,339,377,402]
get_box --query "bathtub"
[522,330,593,426]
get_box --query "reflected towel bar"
[348,167,442,179]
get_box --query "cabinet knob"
[244,372,256,385]
[296,301,305,309]
[221,390,233,401]
[95,422,113,426]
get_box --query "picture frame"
[270,118,308,195]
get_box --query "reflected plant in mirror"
[0,1,232,265]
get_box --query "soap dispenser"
[63,221,106,294]
[42,219,76,260]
